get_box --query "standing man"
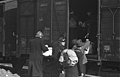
[28,31,48,77]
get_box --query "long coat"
[46,41,65,77]
[29,37,48,77]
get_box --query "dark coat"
[43,41,65,77]
[29,37,48,60]
[29,37,48,77]
[52,40,65,60]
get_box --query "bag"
[59,49,78,68]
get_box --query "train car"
[0,0,120,75]
[99,0,120,70]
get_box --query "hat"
[35,31,43,38]
[59,37,65,42]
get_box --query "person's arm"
[82,41,90,49]
[41,40,48,52]
[79,40,90,53]
[52,42,61,59]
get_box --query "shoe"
[81,73,85,77]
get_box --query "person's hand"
[45,45,48,47]
[86,39,89,41]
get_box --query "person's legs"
[80,64,86,77]
[30,60,43,77]
[35,60,43,77]
[65,65,78,77]
[76,52,84,76]
[82,54,88,77]
[28,61,33,77]
[80,55,87,77]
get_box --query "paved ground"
[0,57,120,77]
[0,62,120,77]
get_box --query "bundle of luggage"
[59,49,78,68]
[0,69,20,77]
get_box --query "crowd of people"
[28,30,91,77]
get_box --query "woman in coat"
[28,31,48,77]
[73,38,90,77]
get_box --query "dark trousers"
[76,52,86,76]
[65,65,78,77]
[28,60,43,77]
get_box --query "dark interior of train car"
[69,0,98,55]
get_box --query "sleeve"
[52,42,61,59]
[80,41,90,53]
[41,40,48,52]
